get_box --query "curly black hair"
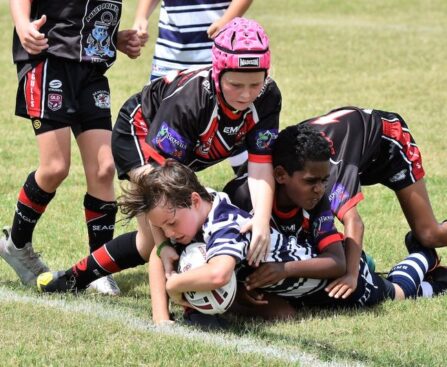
[272,123,330,175]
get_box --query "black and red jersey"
[139,67,281,171]
[13,0,122,70]
[302,107,424,220]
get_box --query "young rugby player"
[36,18,280,310]
[0,0,141,294]
[120,160,447,320]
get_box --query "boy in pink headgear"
[38,17,281,326]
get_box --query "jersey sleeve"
[246,79,281,163]
[310,196,343,252]
[327,163,364,221]
[143,85,203,165]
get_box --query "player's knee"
[96,159,116,184]
[40,162,70,186]
[414,228,439,248]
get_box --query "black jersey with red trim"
[140,67,281,171]
[13,0,121,70]
[271,195,343,254]
[301,107,390,220]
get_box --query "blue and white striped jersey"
[151,0,231,79]
[201,192,328,298]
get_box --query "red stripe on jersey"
[85,209,105,222]
[131,107,155,164]
[18,188,46,213]
[317,233,343,252]
[248,153,272,163]
[92,246,121,273]
[147,145,166,165]
[210,136,228,158]
[272,198,299,219]
[25,62,44,117]
[218,94,242,120]
[382,118,425,180]
[337,192,364,221]
[244,113,256,132]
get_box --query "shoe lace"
[20,245,47,274]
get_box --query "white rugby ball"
[177,242,237,315]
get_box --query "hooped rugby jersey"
[139,67,281,171]
[302,106,424,220]
[224,176,343,254]
[13,0,122,70]
[199,191,327,298]
[151,0,231,79]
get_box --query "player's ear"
[191,192,201,208]
[274,166,288,184]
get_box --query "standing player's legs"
[76,128,120,295]
[0,126,72,285]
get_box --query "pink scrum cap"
[212,17,271,94]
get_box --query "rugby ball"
[177,242,237,315]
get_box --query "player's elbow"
[209,268,233,288]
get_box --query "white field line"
[0,287,363,367]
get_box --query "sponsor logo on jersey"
[238,57,260,68]
[49,79,62,90]
[153,122,189,161]
[328,183,350,212]
[93,90,111,109]
[255,129,278,150]
[48,93,63,111]
[223,126,241,135]
[389,169,407,183]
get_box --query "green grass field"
[1,1,447,366]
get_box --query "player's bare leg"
[396,179,447,248]
[76,129,119,295]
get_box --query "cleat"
[404,231,440,271]
[424,266,447,296]
[37,271,76,293]
[87,275,121,296]
[0,226,49,286]
[183,308,229,331]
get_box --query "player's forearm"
[284,254,346,279]
[149,247,171,323]
[167,257,235,292]
[10,0,31,28]
[219,0,253,23]
[134,0,160,20]
[342,208,364,276]
[247,162,274,222]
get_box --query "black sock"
[84,193,117,253]
[66,231,145,290]
[11,171,55,248]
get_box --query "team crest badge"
[93,91,111,109]
[255,129,278,150]
[48,94,62,111]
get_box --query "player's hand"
[16,15,48,55]
[159,245,179,279]
[325,273,358,299]
[245,263,286,290]
[241,218,270,266]
[166,274,190,307]
[207,19,225,39]
[238,287,268,306]
[132,18,149,46]
[117,29,141,59]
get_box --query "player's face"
[276,160,330,211]
[147,197,204,245]
[220,71,265,111]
